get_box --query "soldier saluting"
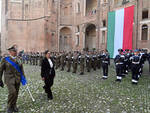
[0,45,26,113]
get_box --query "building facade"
[1,0,150,53]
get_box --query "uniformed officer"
[0,45,26,113]
[54,53,59,69]
[29,52,32,65]
[26,52,29,64]
[114,49,125,82]
[72,52,78,73]
[60,52,66,71]
[78,52,85,75]
[92,52,97,71]
[101,49,110,79]
[97,51,102,69]
[130,49,141,84]
[85,51,91,72]
[66,52,72,72]
[39,52,44,66]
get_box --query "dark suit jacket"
[41,57,55,79]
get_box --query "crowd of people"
[15,48,150,84]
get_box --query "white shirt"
[10,55,16,59]
[48,58,53,68]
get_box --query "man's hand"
[42,77,45,81]
[0,81,4,88]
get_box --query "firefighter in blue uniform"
[114,49,125,82]
[130,49,141,84]
[123,49,131,75]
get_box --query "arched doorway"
[59,27,72,51]
[85,24,96,50]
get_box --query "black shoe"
[122,74,126,78]
[102,77,107,80]
[48,95,53,100]
[7,107,13,113]
[43,86,48,93]
[13,106,19,112]
[115,79,121,82]
[80,72,84,75]
[132,82,138,85]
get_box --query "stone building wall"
[1,0,150,53]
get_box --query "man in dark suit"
[41,50,55,100]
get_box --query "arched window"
[141,24,148,40]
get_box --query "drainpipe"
[136,0,139,49]
[22,0,24,19]
[97,0,101,50]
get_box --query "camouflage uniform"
[0,56,25,112]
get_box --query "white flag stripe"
[113,9,124,58]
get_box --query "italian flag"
[107,5,134,58]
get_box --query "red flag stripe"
[123,5,134,50]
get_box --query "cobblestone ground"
[0,61,150,113]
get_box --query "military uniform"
[60,53,65,71]
[35,53,39,65]
[55,54,59,69]
[114,49,125,82]
[39,53,44,66]
[97,53,102,69]
[130,50,141,84]
[72,54,78,73]
[85,53,91,72]
[32,53,36,65]
[0,46,25,113]
[29,53,32,65]
[101,51,110,79]
[78,54,85,75]
[92,54,97,71]
[66,53,72,72]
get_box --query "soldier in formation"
[101,49,110,79]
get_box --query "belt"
[116,63,123,65]
[102,61,108,63]
[132,62,140,64]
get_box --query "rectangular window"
[122,0,129,5]
[102,31,105,44]
[76,35,80,46]
[77,25,80,32]
[102,20,106,27]
[142,10,148,19]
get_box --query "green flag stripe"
[107,11,115,58]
